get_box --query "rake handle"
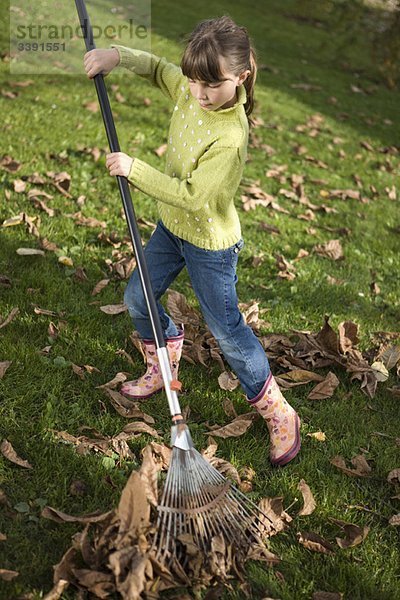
[74,0,183,420]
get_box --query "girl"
[84,15,301,466]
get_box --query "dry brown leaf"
[103,388,155,422]
[0,155,21,172]
[42,578,69,600]
[377,345,400,370]
[117,469,150,538]
[91,278,110,296]
[314,239,344,260]
[139,445,160,506]
[0,361,12,379]
[0,569,19,581]
[331,518,369,548]
[338,321,359,353]
[218,371,240,391]
[308,372,340,400]
[330,454,371,477]
[298,479,316,516]
[96,372,129,390]
[258,496,292,536]
[0,439,32,469]
[388,514,400,526]
[99,304,128,315]
[387,469,400,485]
[16,247,45,256]
[209,415,255,439]
[119,422,160,439]
[222,397,238,419]
[370,361,389,382]
[280,369,324,384]
[42,506,112,524]
[297,531,335,555]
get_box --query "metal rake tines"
[154,446,274,565]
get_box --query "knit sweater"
[110,45,249,250]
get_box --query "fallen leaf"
[387,469,400,485]
[0,439,33,469]
[218,371,240,391]
[338,321,359,353]
[258,496,292,536]
[42,578,69,599]
[377,345,400,370]
[331,518,369,548]
[0,361,12,379]
[313,239,344,260]
[16,247,45,256]
[96,372,129,390]
[313,593,343,600]
[208,414,255,439]
[42,506,112,524]
[13,178,26,193]
[330,454,371,477]
[0,569,19,581]
[307,431,326,442]
[58,256,74,267]
[370,361,389,382]
[298,479,316,516]
[99,304,128,315]
[388,514,400,526]
[0,155,21,172]
[308,372,340,400]
[0,307,19,330]
[222,398,238,419]
[297,531,335,555]
[91,278,110,296]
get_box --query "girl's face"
[188,66,250,111]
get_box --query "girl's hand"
[105,152,134,177]
[83,48,120,78]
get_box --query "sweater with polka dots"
[110,45,249,250]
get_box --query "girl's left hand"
[105,152,134,177]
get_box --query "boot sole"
[271,414,301,467]
[120,386,163,400]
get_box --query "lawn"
[0,0,399,599]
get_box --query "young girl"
[84,15,301,466]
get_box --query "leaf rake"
[75,0,275,567]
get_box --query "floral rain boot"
[120,330,184,400]
[248,373,301,466]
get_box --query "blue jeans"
[124,221,270,398]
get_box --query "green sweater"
[110,45,249,250]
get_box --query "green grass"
[1,0,400,598]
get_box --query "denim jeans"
[124,221,270,398]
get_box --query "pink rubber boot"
[248,373,301,466]
[120,330,184,400]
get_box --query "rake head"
[153,424,275,567]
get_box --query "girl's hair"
[180,15,257,125]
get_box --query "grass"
[1,0,399,598]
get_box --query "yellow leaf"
[58,256,74,267]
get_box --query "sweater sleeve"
[127,145,243,212]
[110,45,185,102]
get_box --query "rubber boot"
[120,330,184,400]
[248,373,301,466]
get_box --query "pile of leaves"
[41,444,281,600]
[165,290,400,400]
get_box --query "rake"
[75,0,275,567]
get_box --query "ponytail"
[243,46,257,127]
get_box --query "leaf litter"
[43,444,283,599]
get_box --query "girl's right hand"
[83,48,120,78]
